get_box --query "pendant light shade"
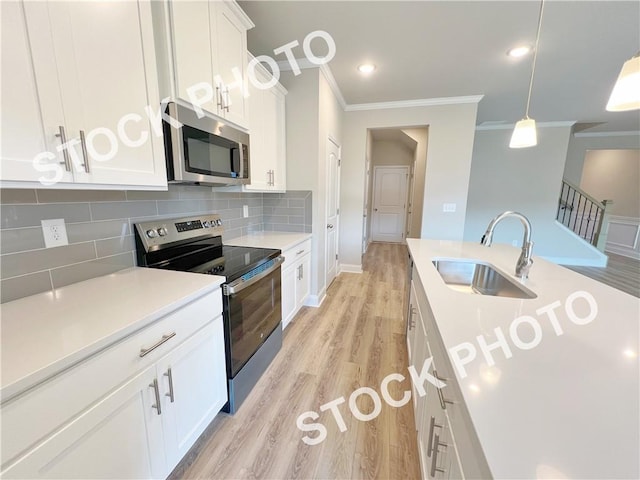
[510,118,537,148]
[510,0,544,149]
[606,54,640,112]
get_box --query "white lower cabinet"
[1,295,227,480]
[159,319,227,472]
[2,365,166,479]
[409,271,465,480]
[281,239,311,329]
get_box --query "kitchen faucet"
[480,211,534,279]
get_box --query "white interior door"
[326,138,341,287]
[371,166,409,243]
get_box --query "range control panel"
[135,214,223,252]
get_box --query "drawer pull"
[139,332,176,357]
[149,378,162,415]
[164,367,175,403]
[296,249,304,255]
[430,433,446,477]
[427,415,442,457]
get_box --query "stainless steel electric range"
[134,214,283,413]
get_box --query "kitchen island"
[406,239,639,479]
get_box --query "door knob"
[374,208,378,212]
[327,224,333,229]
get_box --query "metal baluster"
[572,193,581,234]
[577,194,587,238]
[586,202,595,244]
[556,181,565,221]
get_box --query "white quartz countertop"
[0,267,224,402]
[407,239,640,480]
[226,231,311,252]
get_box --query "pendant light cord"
[525,0,545,118]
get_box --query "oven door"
[223,258,283,378]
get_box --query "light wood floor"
[565,252,640,298]
[171,242,420,480]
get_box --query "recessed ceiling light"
[358,64,376,74]
[507,46,531,58]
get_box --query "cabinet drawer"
[1,289,222,468]
[282,239,311,269]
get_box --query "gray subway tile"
[177,186,214,199]
[272,207,304,216]
[157,200,209,216]
[287,199,305,208]
[204,199,229,211]
[263,197,288,207]
[90,201,157,221]
[304,225,312,233]
[1,203,91,229]
[264,215,288,224]
[289,215,305,225]
[228,198,261,208]
[126,189,178,201]
[270,224,305,233]
[0,227,45,254]
[281,190,311,198]
[67,220,130,243]
[36,189,126,203]
[262,206,274,215]
[95,235,135,257]
[50,252,134,289]
[212,192,241,200]
[0,189,38,204]
[1,242,96,279]
[1,271,52,303]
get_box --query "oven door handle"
[223,256,285,296]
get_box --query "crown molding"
[476,120,576,131]
[222,0,255,30]
[574,130,640,138]
[345,95,484,112]
[319,64,347,110]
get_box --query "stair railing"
[556,179,613,252]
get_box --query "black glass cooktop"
[143,236,280,282]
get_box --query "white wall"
[402,128,429,238]
[580,149,640,218]
[371,140,414,166]
[464,127,607,266]
[563,133,640,185]
[281,68,343,302]
[340,102,479,268]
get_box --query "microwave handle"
[223,256,285,296]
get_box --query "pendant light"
[606,52,640,111]
[510,0,545,149]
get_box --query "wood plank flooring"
[565,252,640,298]
[171,242,419,480]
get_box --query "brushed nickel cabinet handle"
[55,125,72,171]
[79,130,90,173]
[149,378,162,415]
[296,250,304,255]
[224,88,230,112]
[139,332,176,357]
[164,367,175,403]
[430,433,446,477]
[216,86,223,110]
[427,415,443,457]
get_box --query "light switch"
[442,203,457,213]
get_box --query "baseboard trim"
[305,288,326,308]
[605,245,640,261]
[339,264,363,274]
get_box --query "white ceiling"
[239,1,640,133]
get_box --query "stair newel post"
[594,200,614,252]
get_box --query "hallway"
[171,242,420,479]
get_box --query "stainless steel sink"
[432,259,537,299]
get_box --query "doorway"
[326,137,341,287]
[371,166,409,243]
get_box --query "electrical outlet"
[243,205,249,218]
[42,219,69,248]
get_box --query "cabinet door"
[0,1,72,184]
[45,0,166,187]
[295,256,311,310]
[1,366,166,480]
[170,1,216,115]
[157,317,227,472]
[212,1,248,128]
[262,86,279,189]
[245,75,270,191]
[272,86,287,191]
[407,280,419,362]
[281,264,296,330]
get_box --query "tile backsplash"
[0,186,312,303]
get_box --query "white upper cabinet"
[244,55,287,193]
[0,1,72,184]
[1,0,167,190]
[153,0,253,129]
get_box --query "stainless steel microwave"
[163,101,250,186]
